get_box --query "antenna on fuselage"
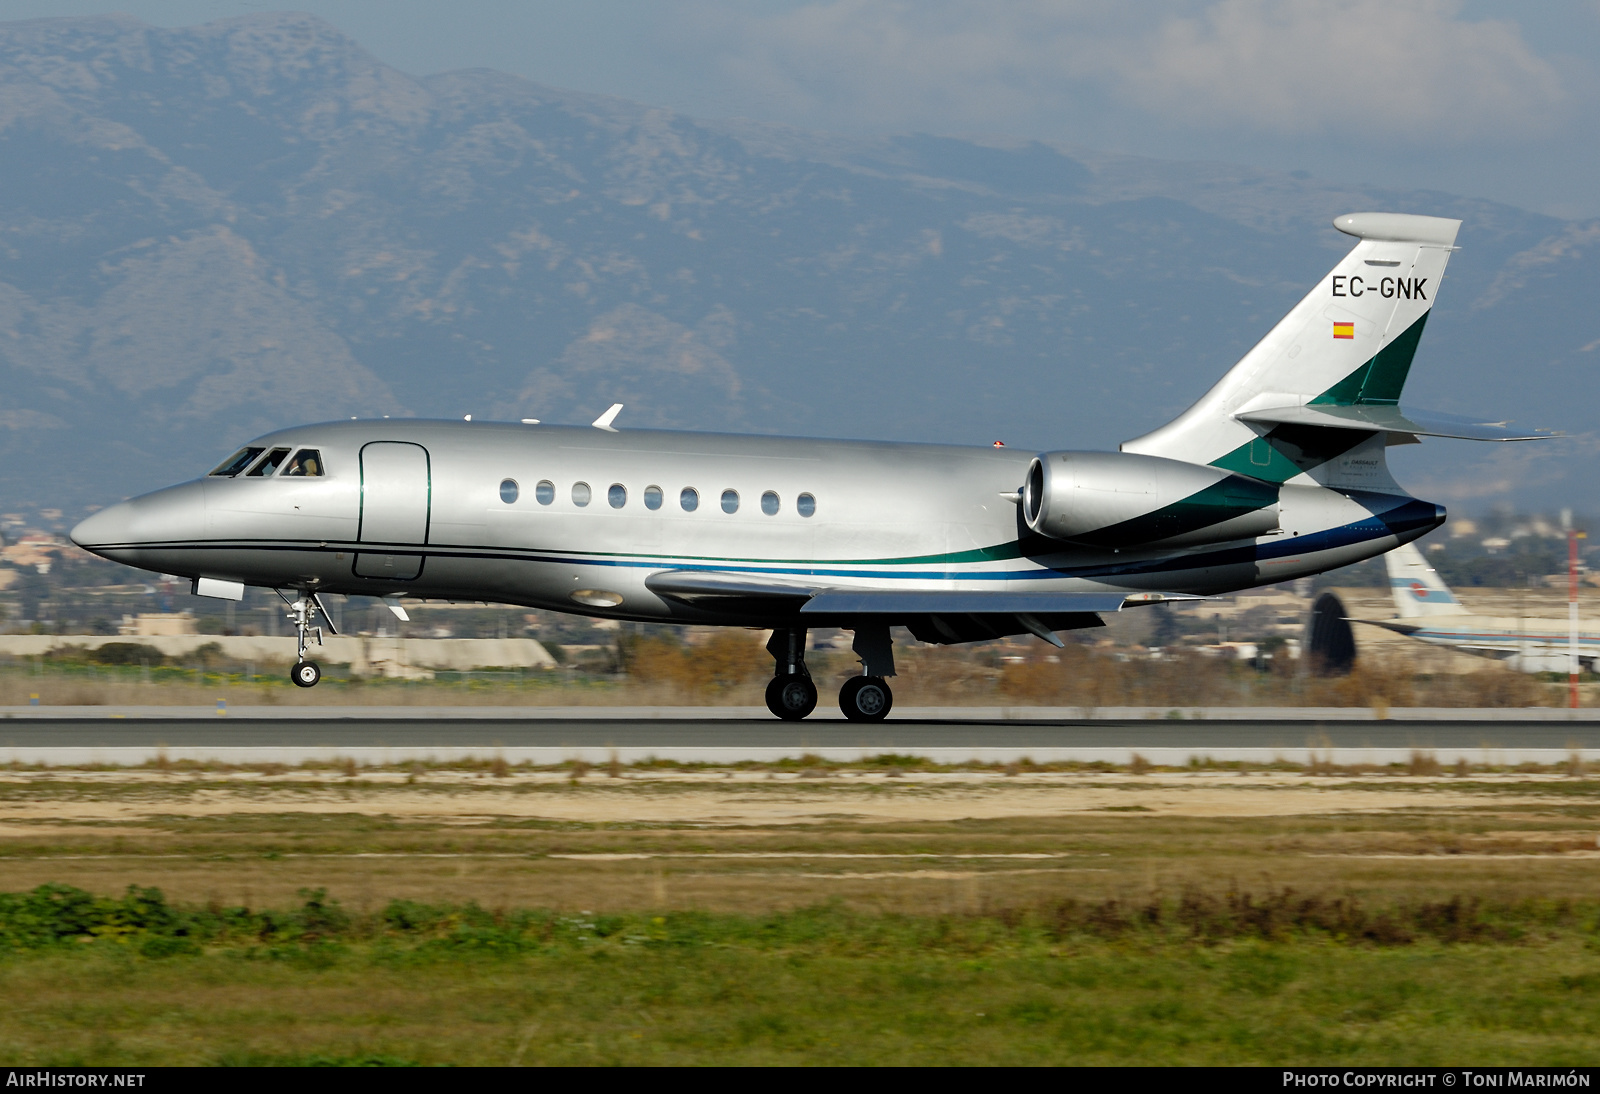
[592,403,624,432]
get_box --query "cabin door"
[354,441,430,581]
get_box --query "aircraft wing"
[646,569,1200,645]
[1347,618,1422,636]
[800,590,1137,614]
[1237,404,1554,442]
[645,569,1196,643]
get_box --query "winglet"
[384,596,410,622]
[592,403,624,432]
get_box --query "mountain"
[0,12,1593,520]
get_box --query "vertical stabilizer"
[1385,542,1469,618]
[1123,212,1461,485]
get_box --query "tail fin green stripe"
[1309,312,1429,407]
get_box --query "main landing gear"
[765,628,818,721]
[763,625,897,723]
[280,590,335,688]
[839,675,892,722]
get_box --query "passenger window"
[721,489,739,514]
[572,482,591,507]
[536,480,555,505]
[283,449,325,477]
[210,447,264,477]
[797,493,816,518]
[500,479,519,504]
[760,491,779,515]
[247,448,291,477]
[680,487,699,512]
[608,484,627,509]
[644,485,663,511]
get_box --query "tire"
[765,674,818,721]
[839,675,892,723]
[291,660,322,688]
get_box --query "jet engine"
[1022,451,1279,548]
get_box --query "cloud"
[689,0,1568,143]
[1123,0,1563,139]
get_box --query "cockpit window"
[210,447,264,477]
[246,448,291,477]
[282,449,324,477]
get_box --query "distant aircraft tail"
[1122,212,1462,487]
[1385,542,1469,618]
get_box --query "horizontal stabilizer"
[1237,404,1554,442]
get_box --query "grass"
[0,766,1597,1064]
[0,886,1598,1065]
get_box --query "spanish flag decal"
[1333,321,1355,339]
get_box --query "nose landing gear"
[280,590,336,688]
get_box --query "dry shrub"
[1304,659,1416,709]
[1408,750,1441,777]
[491,755,510,779]
[1435,667,1545,708]
[1129,753,1151,775]
[892,644,1001,704]
[624,632,765,699]
[996,646,1287,709]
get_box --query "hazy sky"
[4,1,1600,218]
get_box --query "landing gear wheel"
[765,673,818,721]
[291,660,322,688]
[839,676,892,723]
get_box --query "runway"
[1,706,1596,767]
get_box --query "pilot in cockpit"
[283,449,323,477]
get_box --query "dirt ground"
[0,767,1595,913]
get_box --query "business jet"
[1352,542,1595,673]
[70,212,1549,721]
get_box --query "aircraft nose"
[70,502,134,551]
[70,481,207,565]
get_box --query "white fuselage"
[71,419,1442,629]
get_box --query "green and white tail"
[1385,542,1469,618]
[1122,212,1462,488]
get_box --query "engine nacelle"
[1022,451,1279,548]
